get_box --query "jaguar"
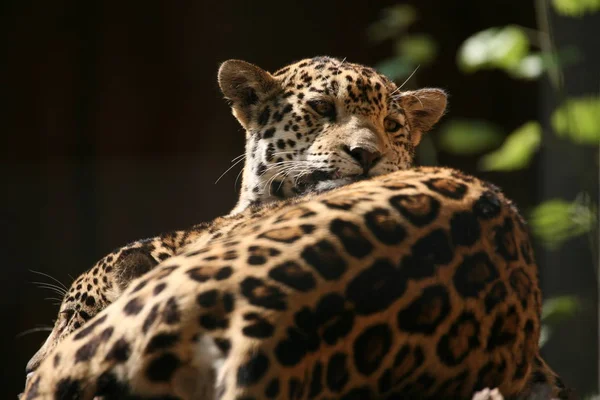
[22,57,569,399]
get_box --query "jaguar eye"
[384,117,402,133]
[308,100,336,119]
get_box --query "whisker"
[389,65,421,98]
[276,167,298,192]
[32,282,68,296]
[262,163,300,174]
[234,167,245,190]
[263,168,290,196]
[214,156,247,184]
[294,168,313,186]
[397,65,420,91]
[258,165,289,194]
[262,164,296,175]
[32,281,67,293]
[230,153,246,162]
[258,159,326,195]
[16,326,53,339]
[29,270,69,291]
[264,160,304,166]
[267,158,306,165]
[406,93,424,108]
[262,160,311,173]
[272,151,297,156]
[263,175,277,196]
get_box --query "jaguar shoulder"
[23,168,570,399]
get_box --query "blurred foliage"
[367,4,417,42]
[397,35,437,65]
[369,1,599,353]
[539,295,581,346]
[509,47,582,79]
[457,26,529,74]
[552,0,600,16]
[509,53,545,79]
[368,5,437,81]
[437,119,504,155]
[368,1,598,249]
[375,57,417,84]
[530,194,598,249]
[551,96,600,144]
[479,121,542,171]
[458,25,581,80]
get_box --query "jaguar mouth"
[295,169,366,194]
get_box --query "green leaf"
[508,47,583,80]
[552,0,600,17]
[374,57,415,81]
[508,53,544,79]
[530,194,597,249]
[438,119,504,155]
[551,96,600,145]
[458,26,529,73]
[397,35,438,65]
[540,295,580,347]
[479,121,541,171]
[367,5,417,42]
[542,296,580,325]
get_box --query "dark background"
[2,0,598,397]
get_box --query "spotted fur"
[26,56,448,376]
[22,168,570,399]
[23,57,570,399]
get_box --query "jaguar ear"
[399,88,447,146]
[218,60,280,128]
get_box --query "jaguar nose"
[343,145,382,173]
